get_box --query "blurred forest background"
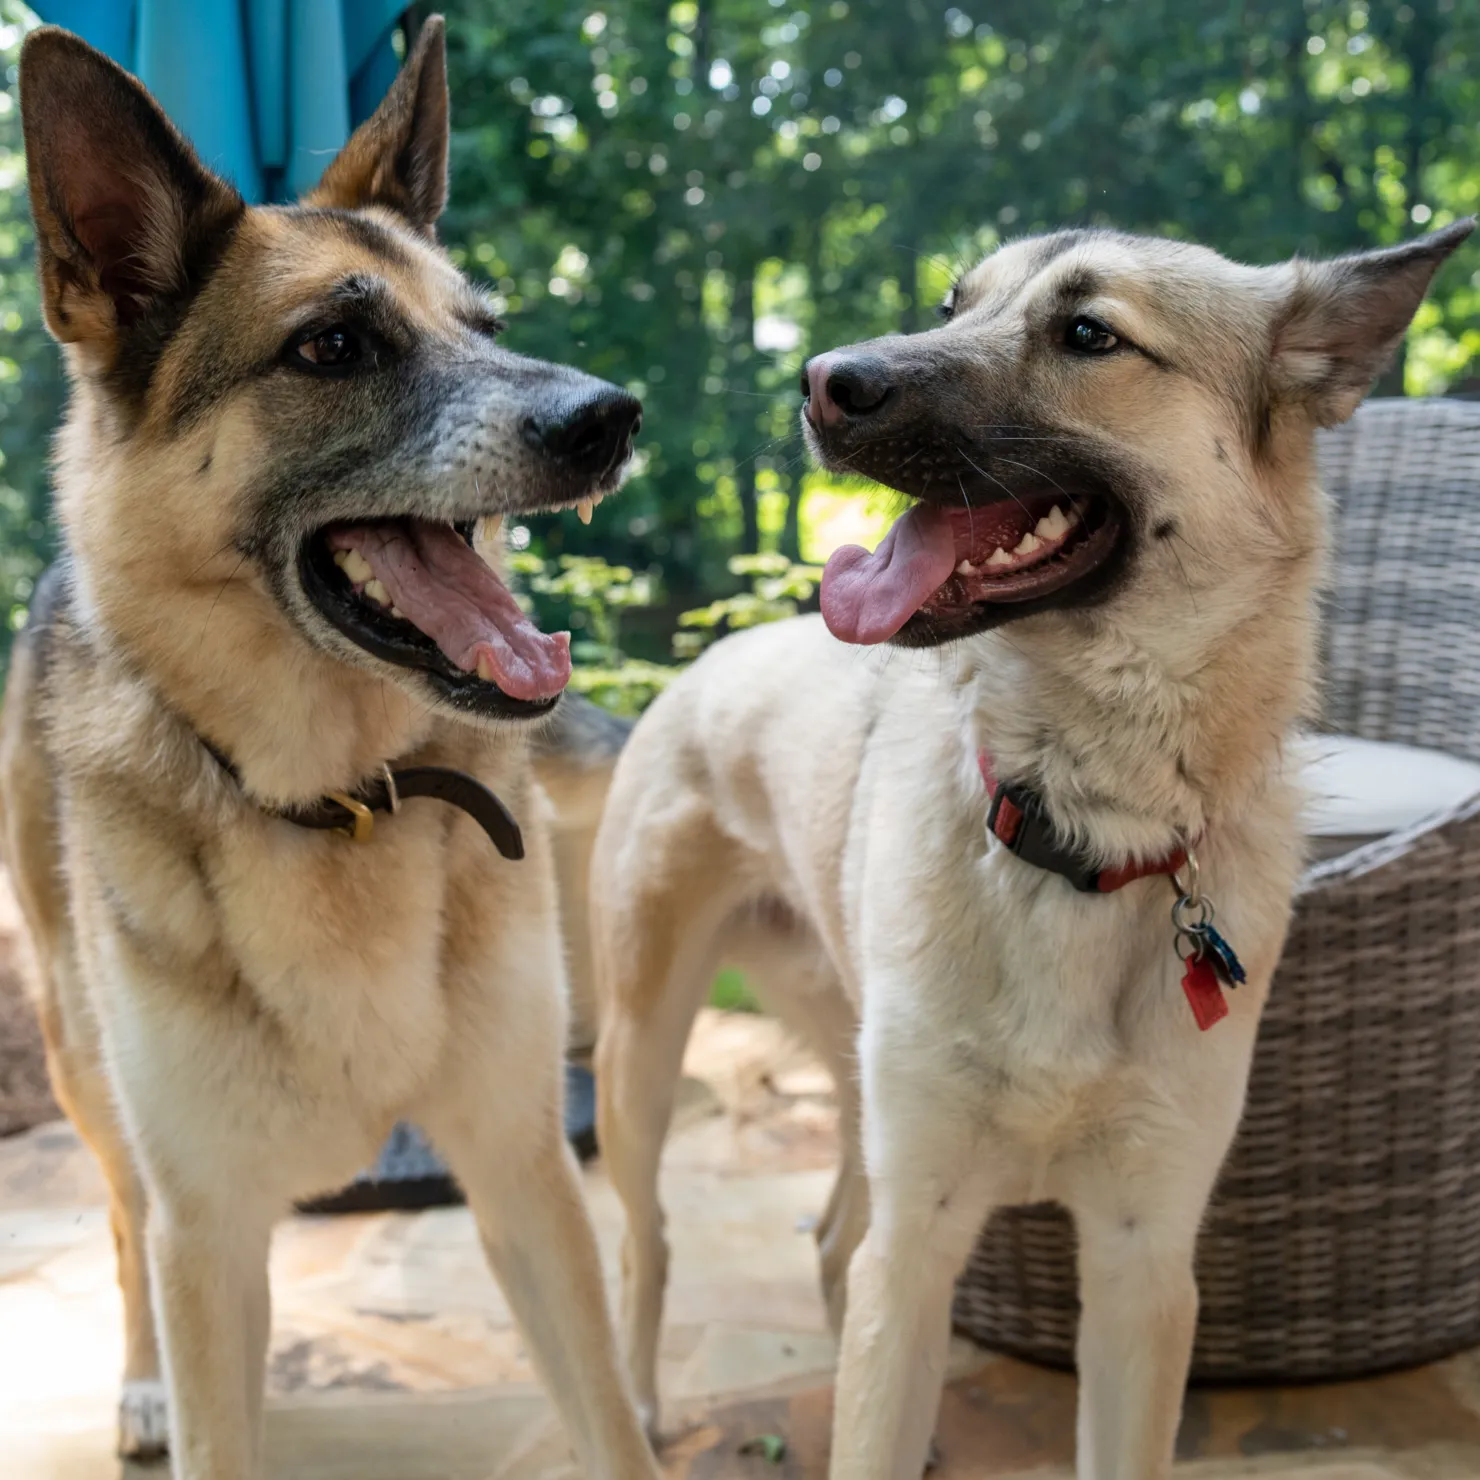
[1,0,1478,705]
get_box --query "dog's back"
[0,562,69,1009]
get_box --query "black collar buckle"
[986,778,1101,893]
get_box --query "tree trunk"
[1377,0,1441,398]
[781,226,826,561]
[780,421,804,561]
[734,268,760,553]
[693,1,711,84]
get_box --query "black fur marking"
[16,560,69,687]
[106,208,245,419]
[290,207,418,273]
[1028,228,1102,273]
[1137,341,1175,373]
[1052,269,1103,306]
[1213,438,1227,464]
[1255,403,1272,456]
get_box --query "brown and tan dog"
[591,222,1472,1478]
[1,21,657,1480]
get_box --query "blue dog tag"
[1201,923,1246,988]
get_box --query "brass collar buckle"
[324,766,396,844]
[324,791,375,844]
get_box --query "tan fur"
[5,21,656,1479]
[592,223,1471,1478]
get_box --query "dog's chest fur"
[41,608,547,1122]
[201,807,459,1091]
[701,617,1297,1187]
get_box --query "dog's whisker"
[993,455,1072,500]
[954,443,1031,517]
[183,539,246,586]
[196,554,248,652]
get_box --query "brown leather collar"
[202,741,524,860]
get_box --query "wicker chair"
[952,396,1480,1381]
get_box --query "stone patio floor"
[5,1010,1480,1479]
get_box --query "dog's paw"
[118,1378,170,1460]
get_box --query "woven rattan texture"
[1320,397,1480,761]
[952,398,1480,1380]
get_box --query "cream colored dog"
[592,222,1472,1478]
[2,21,657,1480]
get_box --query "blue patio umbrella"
[28,1,605,1201]
[32,0,406,202]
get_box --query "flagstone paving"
[5,1009,1480,1478]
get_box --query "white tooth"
[985,546,1014,568]
[476,652,496,682]
[332,549,349,569]
[364,578,390,606]
[473,515,503,564]
[956,560,977,576]
[1034,506,1070,540]
[577,497,594,525]
[341,549,373,584]
[390,605,405,619]
[1014,532,1041,556]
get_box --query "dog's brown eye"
[295,328,360,369]
[1065,316,1119,354]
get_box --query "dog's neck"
[65,544,460,807]
[956,566,1320,866]
[54,404,463,805]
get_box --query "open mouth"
[298,512,583,718]
[820,488,1123,647]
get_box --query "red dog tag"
[1182,954,1228,1031]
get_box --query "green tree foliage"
[1,0,1478,673]
[0,2,64,646]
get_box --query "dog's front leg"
[424,1074,660,1480]
[829,1044,1003,1480]
[146,1197,272,1480]
[1070,1179,1206,1479]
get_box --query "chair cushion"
[1293,733,1480,859]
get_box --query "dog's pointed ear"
[1271,219,1474,426]
[20,27,244,352]
[306,16,449,233]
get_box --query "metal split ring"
[1172,892,1215,933]
[1175,928,1206,961]
[1171,844,1201,905]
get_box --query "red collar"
[977,750,1189,893]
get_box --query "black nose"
[523,387,643,473]
[799,353,894,425]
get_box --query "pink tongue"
[820,505,959,644]
[328,522,571,702]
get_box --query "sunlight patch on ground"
[797,478,898,564]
